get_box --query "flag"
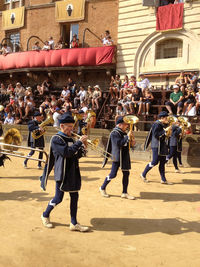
[2,7,25,30]
[156,3,184,32]
[55,0,85,22]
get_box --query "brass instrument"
[0,128,48,164]
[123,115,139,149]
[165,115,178,138]
[72,132,112,159]
[177,116,191,137]
[32,114,54,139]
[82,110,96,135]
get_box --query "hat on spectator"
[173,84,179,89]
[116,116,127,125]
[33,111,42,117]
[78,110,84,114]
[16,82,21,86]
[94,85,100,89]
[158,111,168,118]
[55,107,60,111]
[58,113,75,124]
[0,105,4,112]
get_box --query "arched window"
[155,39,183,59]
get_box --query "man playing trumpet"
[100,116,136,200]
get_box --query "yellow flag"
[2,7,25,30]
[55,0,85,22]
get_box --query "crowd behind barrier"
[0,71,200,130]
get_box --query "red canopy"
[0,46,115,70]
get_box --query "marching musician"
[77,110,87,136]
[99,116,135,200]
[141,111,173,184]
[40,113,89,232]
[23,111,45,169]
[165,120,182,173]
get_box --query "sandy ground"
[0,153,200,267]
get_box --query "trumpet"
[72,132,113,159]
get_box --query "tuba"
[177,116,191,137]
[123,115,139,149]
[32,114,54,139]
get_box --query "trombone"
[72,132,113,159]
[0,128,48,164]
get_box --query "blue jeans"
[142,148,166,182]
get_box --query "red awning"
[0,46,115,70]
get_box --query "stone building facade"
[117,0,200,86]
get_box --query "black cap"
[33,111,42,117]
[78,110,84,114]
[158,111,168,118]
[116,116,125,125]
[58,113,75,124]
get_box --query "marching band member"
[141,111,173,184]
[165,121,182,172]
[77,110,87,136]
[40,113,89,232]
[23,111,45,169]
[99,116,135,200]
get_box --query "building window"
[6,32,20,52]
[156,39,183,59]
[61,23,79,48]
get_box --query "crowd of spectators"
[0,78,103,127]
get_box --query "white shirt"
[137,78,151,90]
[4,116,14,124]
[78,90,87,102]
[53,112,61,127]
[61,89,70,98]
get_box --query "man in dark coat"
[41,113,89,232]
[166,122,182,172]
[23,111,45,169]
[99,116,135,200]
[141,111,173,184]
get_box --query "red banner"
[156,3,184,32]
[0,46,115,71]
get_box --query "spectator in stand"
[130,87,143,115]
[142,88,154,116]
[14,114,22,125]
[74,86,87,108]
[187,72,198,90]
[24,87,34,102]
[39,96,51,115]
[6,84,14,95]
[182,86,196,116]
[32,41,41,51]
[101,30,111,46]
[61,85,70,100]
[80,101,88,114]
[137,74,151,92]
[92,85,102,110]
[87,86,93,108]
[53,107,62,128]
[70,34,79,48]
[16,96,25,119]
[67,77,76,100]
[121,89,133,114]
[129,75,137,90]
[0,43,12,55]
[4,112,14,124]
[54,40,63,50]
[42,41,50,50]
[63,96,73,112]
[165,85,184,115]
[50,95,57,112]
[0,83,7,94]
[105,36,114,46]
[195,86,200,115]
[119,75,129,100]
[109,74,121,102]
[24,96,35,118]
[41,79,51,94]
[115,102,126,123]
[15,82,25,99]
[48,37,54,49]
[175,71,188,87]
[36,85,45,96]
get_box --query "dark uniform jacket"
[169,125,182,147]
[27,119,44,148]
[40,132,85,192]
[144,120,168,156]
[102,127,131,170]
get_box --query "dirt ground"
[0,153,200,267]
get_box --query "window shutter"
[143,0,160,7]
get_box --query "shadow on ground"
[91,217,200,236]
[140,192,200,202]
